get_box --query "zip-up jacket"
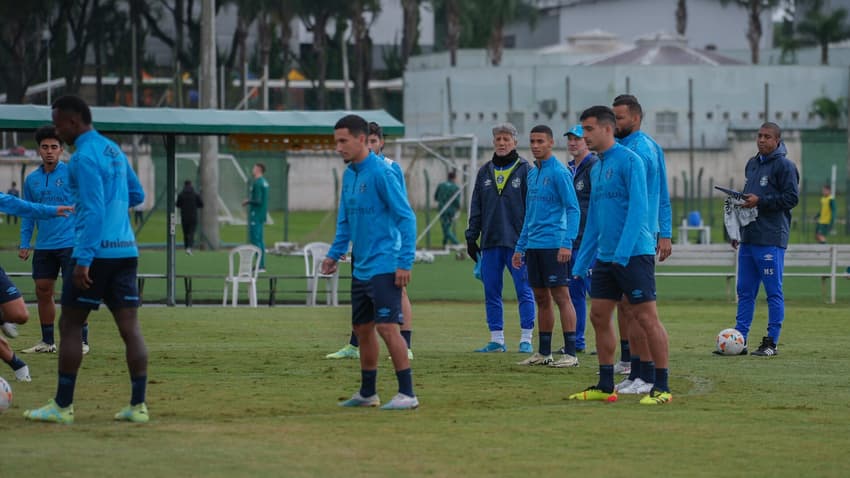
[568,152,598,248]
[20,161,75,250]
[741,141,799,248]
[515,156,580,253]
[573,143,655,277]
[465,155,531,249]
[380,154,409,251]
[0,193,60,222]
[619,130,672,238]
[69,129,145,266]
[247,176,269,224]
[328,152,416,280]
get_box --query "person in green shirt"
[242,163,269,271]
[435,170,461,247]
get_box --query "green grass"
[1,301,848,477]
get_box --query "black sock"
[131,375,147,405]
[640,361,656,384]
[539,332,552,356]
[620,340,631,363]
[42,324,55,345]
[349,331,359,347]
[4,353,26,371]
[597,365,615,393]
[396,368,414,397]
[401,330,412,349]
[629,356,640,380]
[55,372,77,408]
[563,332,576,356]
[360,369,377,397]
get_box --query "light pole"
[42,29,51,105]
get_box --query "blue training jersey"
[618,130,672,239]
[20,161,76,250]
[328,152,416,280]
[68,129,145,266]
[0,193,59,221]
[573,143,655,277]
[379,153,409,251]
[516,155,580,252]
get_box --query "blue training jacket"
[0,193,60,221]
[20,161,76,250]
[328,152,417,280]
[619,130,673,239]
[68,130,145,266]
[741,141,799,248]
[379,153,409,250]
[516,156,580,252]
[568,152,598,248]
[573,143,655,277]
[465,155,531,249]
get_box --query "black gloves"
[467,240,481,262]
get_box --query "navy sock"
[563,332,576,356]
[81,323,89,344]
[539,332,552,356]
[401,330,412,349]
[41,324,55,345]
[349,331,359,347]
[654,368,669,392]
[640,361,656,384]
[396,368,414,397]
[131,375,147,405]
[55,372,77,408]
[620,340,631,363]
[628,356,640,380]
[4,353,26,371]
[360,369,377,398]
[597,364,615,393]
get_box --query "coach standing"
[731,122,799,357]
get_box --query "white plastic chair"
[303,242,339,306]
[222,244,262,307]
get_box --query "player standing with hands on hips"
[322,114,419,410]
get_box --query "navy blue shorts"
[351,273,403,325]
[590,255,656,304]
[526,248,571,288]
[32,247,74,281]
[0,267,23,305]
[61,258,140,310]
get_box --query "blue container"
[687,211,702,227]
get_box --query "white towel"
[723,196,758,242]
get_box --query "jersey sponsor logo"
[377,307,392,318]
[511,177,521,188]
[631,289,644,299]
[576,179,585,191]
[763,253,774,262]
[100,239,136,248]
[760,175,768,187]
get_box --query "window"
[656,111,678,135]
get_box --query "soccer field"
[1,301,847,477]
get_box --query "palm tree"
[676,0,687,36]
[719,0,780,64]
[483,0,536,66]
[401,0,421,67]
[797,0,850,65]
[298,0,349,109]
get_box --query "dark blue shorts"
[61,258,140,310]
[590,255,656,304]
[351,273,403,325]
[0,267,23,305]
[526,248,571,289]
[32,247,74,281]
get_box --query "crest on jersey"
[543,177,551,186]
[759,175,768,187]
[605,168,613,180]
[55,178,63,187]
[496,175,505,185]
[576,180,585,191]
[511,177,521,188]
[359,183,368,193]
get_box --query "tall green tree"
[481,0,536,66]
[797,0,850,65]
[719,0,780,64]
[0,1,62,104]
[297,0,349,109]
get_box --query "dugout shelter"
[0,104,403,305]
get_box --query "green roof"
[0,105,404,136]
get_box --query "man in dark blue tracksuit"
[565,125,598,354]
[732,123,799,357]
[466,123,535,353]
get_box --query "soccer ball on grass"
[715,328,746,355]
[0,376,12,412]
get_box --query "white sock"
[490,330,505,344]
[520,328,534,344]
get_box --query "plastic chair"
[303,242,339,306]
[222,244,262,307]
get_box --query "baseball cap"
[564,124,583,138]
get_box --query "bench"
[782,244,850,304]
[677,219,712,245]
[656,244,737,300]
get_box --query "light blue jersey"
[573,143,654,277]
[619,130,672,238]
[20,162,76,250]
[328,152,416,280]
[379,153,408,251]
[515,156,580,252]
[68,130,145,266]
[0,193,59,220]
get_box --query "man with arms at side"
[466,123,536,353]
[326,121,416,360]
[563,125,598,356]
[322,114,419,410]
[176,180,203,255]
[512,125,581,368]
[727,123,799,357]
[25,95,150,424]
[611,94,673,394]
[569,106,672,405]
[243,163,269,272]
[435,170,461,247]
[19,125,90,356]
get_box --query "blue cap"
[564,124,583,138]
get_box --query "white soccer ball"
[415,251,435,264]
[716,328,746,355]
[0,376,12,412]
